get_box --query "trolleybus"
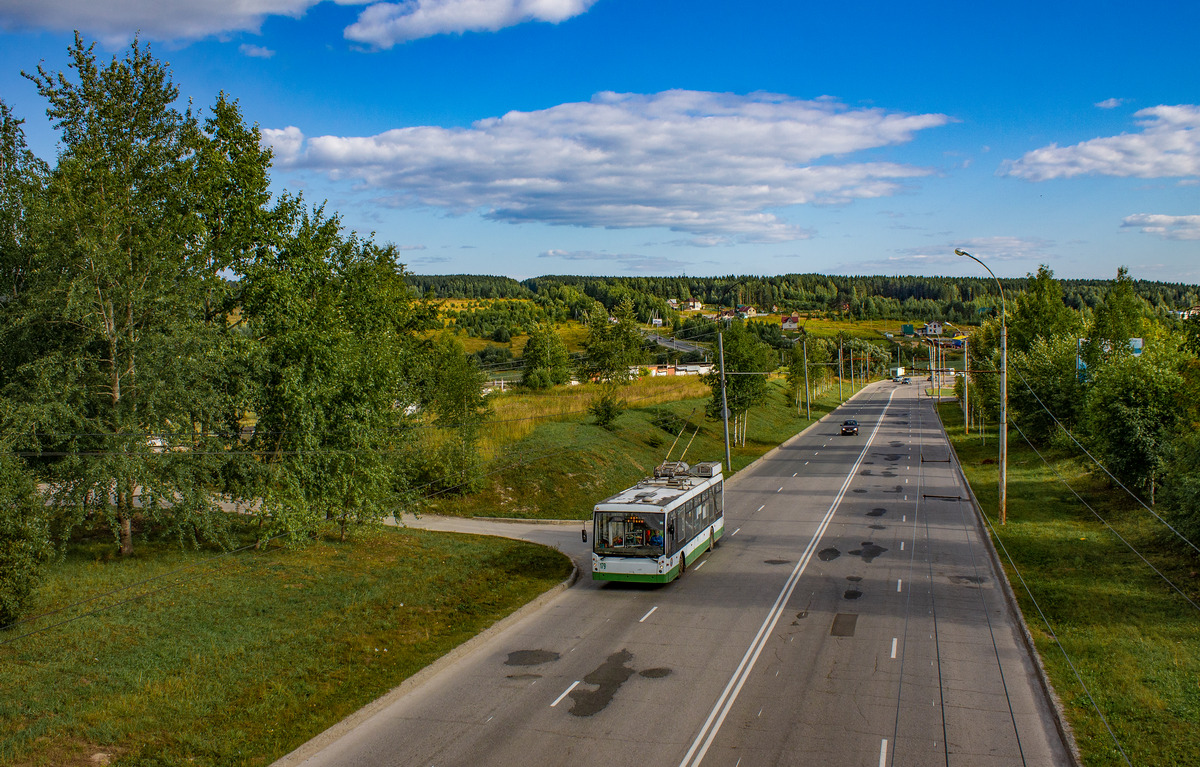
[591,460,724,583]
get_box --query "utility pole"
[963,337,970,434]
[802,338,811,420]
[719,332,732,473]
[838,340,844,401]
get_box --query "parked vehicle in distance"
[841,419,859,436]
[902,377,911,384]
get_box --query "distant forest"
[406,273,1200,324]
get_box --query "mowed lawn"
[0,526,572,767]
[939,403,1200,767]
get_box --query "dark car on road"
[841,419,859,436]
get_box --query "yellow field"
[478,375,710,456]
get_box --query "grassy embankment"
[425,372,877,519]
[938,402,1200,767]
[0,527,571,767]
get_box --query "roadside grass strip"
[939,403,1200,767]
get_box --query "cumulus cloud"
[1121,213,1200,240]
[1004,105,1200,181]
[345,0,598,47]
[870,236,1055,274]
[0,0,360,43]
[540,249,689,273]
[1095,98,1124,109]
[263,90,949,242]
[239,43,276,58]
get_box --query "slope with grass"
[939,402,1200,767]
[426,375,868,519]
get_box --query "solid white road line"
[678,389,899,767]
[731,528,741,536]
[551,681,579,707]
[694,559,707,570]
[890,638,898,659]
[639,606,658,623]
[757,505,765,512]
[879,739,888,767]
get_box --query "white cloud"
[1121,213,1200,240]
[345,0,598,48]
[0,0,362,43]
[239,43,276,58]
[539,249,689,273]
[1095,98,1124,109]
[261,126,306,163]
[263,90,949,242]
[1004,104,1200,181]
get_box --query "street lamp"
[955,249,1008,524]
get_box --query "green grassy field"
[0,526,571,767]
[939,403,1200,767]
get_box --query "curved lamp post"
[955,249,1008,525]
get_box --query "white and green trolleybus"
[591,460,724,583]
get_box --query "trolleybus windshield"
[594,511,665,557]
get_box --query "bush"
[589,388,624,429]
[491,325,511,343]
[0,454,52,628]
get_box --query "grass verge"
[0,526,572,767]
[938,402,1200,767]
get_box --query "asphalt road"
[276,381,1072,767]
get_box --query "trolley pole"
[719,331,732,473]
[963,338,970,435]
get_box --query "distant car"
[902,377,911,384]
[841,419,859,436]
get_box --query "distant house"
[686,299,704,311]
[719,308,737,319]
[736,304,757,318]
[781,312,800,331]
[667,298,679,309]
[922,321,944,336]
[1177,305,1200,319]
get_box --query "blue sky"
[1,0,1197,283]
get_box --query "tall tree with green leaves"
[238,206,433,542]
[581,298,645,427]
[1084,266,1145,367]
[705,322,776,445]
[521,322,571,389]
[1007,265,1081,354]
[1083,343,1185,504]
[10,35,236,555]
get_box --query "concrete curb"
[269,563,580,767]
[932,401,1083,767]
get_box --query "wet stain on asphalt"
[764,559,791,565]
[568,650,670,717]
[860,469,873,476]
[506,673,542,680]
[869,524,886,530]
[867,508,887,517]
[849,542,888,563]
[883,485,903,494]
[505,650,560,666]
[882,471,897,477]
[818,547,841,561]
[853,489,867,493]
[949,575,987,586]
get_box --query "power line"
[1010,420,1200,613]
[1009,363,1200,556]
